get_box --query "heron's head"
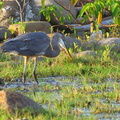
[55,33,72,59]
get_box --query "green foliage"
[18,22,26,33]
[102,45,111,61]
[79,0,120,25]
[67,14,73,22]
[9,22,26,35]
[0,2,3,9]
[39,3,72,24]
[40,4,57,22]
[4,32,7,40]
[10,17,14,24]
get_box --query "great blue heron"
[1,32,72,84]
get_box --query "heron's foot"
[22,75,26,83]
[36,80,39,84]
[33,72,39,84]
[36,81,40,85]
[34,78,39,84]
[22,79,25,84]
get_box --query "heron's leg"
[22,56,29,83]
[33,57,39,84]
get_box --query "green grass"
[0,46,120,119]
[1,50,120,81]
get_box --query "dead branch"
[53,0,80,24]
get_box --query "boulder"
[35,0,77,24]
[89,30,103,41]
[0,90,45,114]
[97,38,120,52]
[0,0,40,27]
[65,36,81,49]
[98,38,120,45]
[81,30,103,50]
[8,21,51,36]
[74,50,97,58]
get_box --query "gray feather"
[1,32,50,56]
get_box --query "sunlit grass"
[1,50,120,82]
[0,46,120,119]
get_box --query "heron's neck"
[44,45,60,58]
[44,35,60,57]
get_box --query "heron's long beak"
[59,38,72,59]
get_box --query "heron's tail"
[0,43,8,53]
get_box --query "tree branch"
[53,0,80,24]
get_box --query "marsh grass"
[0,46,120,119]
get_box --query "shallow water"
[0,76,120,120]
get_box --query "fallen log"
[69,19,114,32]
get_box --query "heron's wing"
[23,32,50,52]
[1,32,50,56]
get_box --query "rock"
[82,40,98,51]
[0,78,4,86]
[8,21,51,36]
[74,50,97,58]
[0,26,11,41]
[75,7,82,15]
[0,90,45,114]
[90,30,103,41]
[35,0,77,24]
[65,36,81,49]
[97,38,120,51]
[0,0,40,27]
[76,17,85,24]
[81,31,103,51]
[98,38,120,45]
